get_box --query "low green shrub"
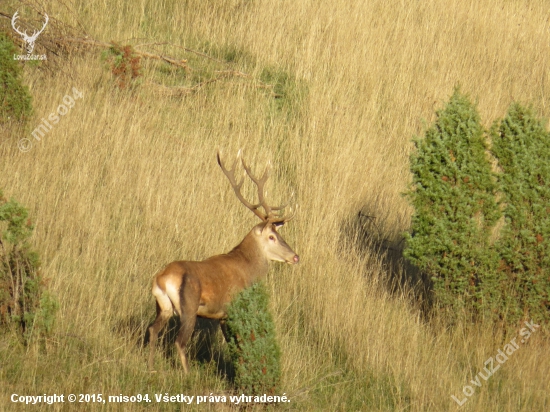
[225,281,281,396]
[491,103,550,325]
[404,89,502,323]
[0,190,58,344]
[0,32,32,124]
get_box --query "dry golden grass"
[1,0,550,410]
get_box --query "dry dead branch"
[1,8,280,95]
[61,37,191,72]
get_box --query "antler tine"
[270,193,297,224]
[240,156,275,218]
[283,203,297,222]
[217,150,266,221]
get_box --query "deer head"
[217,150,299,264]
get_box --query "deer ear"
[255,221,269,235]
[273,221,285,229]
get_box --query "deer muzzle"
[289,254,300,264]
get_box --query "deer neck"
[227,230,269,284]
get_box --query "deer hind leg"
[174,275,201,374]
[219,319,230,343]
[148,291,173,371]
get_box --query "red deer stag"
[148,151,299,372]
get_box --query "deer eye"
[269,235,275,241]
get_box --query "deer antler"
[217,150,295,223]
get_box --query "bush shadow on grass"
[341,209,432,317]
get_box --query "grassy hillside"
[1,0,549,410]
